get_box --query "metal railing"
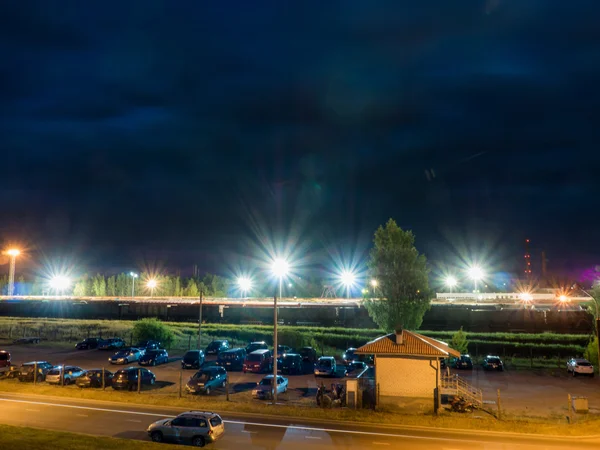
[441,374,483,407]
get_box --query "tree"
[364,219,430,331]
[106,276,116,297]
[185,279,199,297]
[584,336,599,369]
[92,274,106,297]
[73,275,90,297]
[132,318,175,348]
[450,327,469,354]
[203,273,228,297]
[173,276,182,297]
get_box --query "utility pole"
[272,293,278,405]
[197,288,203,349]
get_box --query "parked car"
[299,347,317,363]
[454,355,473,370]
[483,355,504,371]
[75,337,103,350]
[243,349,273,374]
[2,365,20,379]
[18,361,54,382]
[245,341,269,354]
[98,338,126,350]
[342,348,358,364]
[252,375,288,399]
[139,349,169,366]
[567,358,594,377]
[134,340,161,354]
[147,411,225,447]
[186,366,227,395]
[276,345,293,358]
[109,347,143,364]
[279,353,303,375]
[181,350,205,370]
[46,365,85,385]
[112,367,156,390]
[216,348,246,371]
[345,360,367,377]
[205,340,230,355]
[0,350,11,375]
[314,356,337,377]
[76,369,114,388]
[440,358,447,370]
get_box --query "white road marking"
[241,430,257,434]
[305,436,321,440]
[126,419,142,423]
[0,398,545,445]
[373,442,390,446]
[25,409,40,412]
[76,414,88,417]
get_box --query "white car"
[252,375,288,399]
[109,347,143,365]
[567,358,594,377]
[46,365,85,385]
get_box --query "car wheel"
[37,375,43,383]
[192,436,205,447]
[205,387,211,395]
[150,377,156,385]
[150,431,163,443]
[64,378,71,386]
[221,380,226,388]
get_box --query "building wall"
[375,356,438,402]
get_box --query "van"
[216,348,246,371]
[243,349,272,373]
[314,356,336,377]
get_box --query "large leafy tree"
[365,219,430,331]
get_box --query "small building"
[355,328,460,410]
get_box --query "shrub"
[450,327,469,354]
[584,336,598,367]
[132,318,175,348]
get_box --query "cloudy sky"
[1,1,598,276]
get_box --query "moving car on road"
[76,369,114,388]
[279,353,303,375]
[17,361,54,382]
[252,374,288,399]
[46,365,85,385]
[314,356,336,377]
[243,349,272,373]
[567,358,594,377]
[182,350,205,370]
[112,367,156,390]
[98,338,126,350]
[216,348,246,371]
[0,350,11,375]
[483,355,504,371]
[109,347,143,365]
[186,367,227,395]
[205,340,230,355]
[75,337,103,350]
[139,349,169,366]
[148,411,225,447]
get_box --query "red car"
[0,350,11,375]
[243,349,272,373]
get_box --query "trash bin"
[572,397,589,413]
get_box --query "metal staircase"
[441,374,483,408]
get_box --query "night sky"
[1,1,599,276]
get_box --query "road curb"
[2,391,600,441]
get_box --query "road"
[0,393,597,449]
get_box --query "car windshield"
[192,372,210,381]
[488,358,501,363]
[352,362,364,369]
[259,378,275,386]
[145,351,159,357]
[0,354,8,361]
[48,368,61,375]
[208,342,222,348]
[210,416,222,427]
[577,361,592,366]
[247,354,262,362]
[319,359,332,368]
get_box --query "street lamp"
[340,270,356,299]
[237,277,252,298]
[49,275,71,296]
[558,295,569,303]
[444,275,458,290]
[147,279,157,298]
[370,279,378,288]
[467,266,484,292]
[5,249,20,297]
[130,272,138,298]
[271,258,289,299]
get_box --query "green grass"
[1,379,599,437]
[0,424,162,449]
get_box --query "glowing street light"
[559,295,569,303]
[467,266,484,292]
[271,258,289,299]
[444,275,458,290]
[370,279,378,288]
[5,249,20,297]
[237,277,252,298]
[147,279,157,298]
[340,269,356,299]
[49,275,72,296]
[130,272,138,298]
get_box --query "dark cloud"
[1,0,599,274]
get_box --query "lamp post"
[6,249,20,297]
[467,266,484,293]
[50,276,71,296]
[340,270,356,299]
[147,279,157,298]
[237,277,252,299]
[130,272,138,298]
[271,258,289,404]
[444,275,458,292]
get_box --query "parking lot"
[2,341,599,417]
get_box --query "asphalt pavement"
[0,393,597,449]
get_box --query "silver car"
[109,347,143,365]
[252,375,288,399]
[148,411,225,447]
[46,365,85,385]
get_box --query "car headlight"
[252,390,258,395]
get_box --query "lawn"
[0,424,162,449]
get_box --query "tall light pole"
[50,276,71,296]
[197,287,203,349]
[130,272,138,298]
[237,277,252,298]
[147,279,157,298]
[467,266,484,293]
[271,257,289,404]
[444,275,458,292]
[6,249,20,297]
[340,270,356,299]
